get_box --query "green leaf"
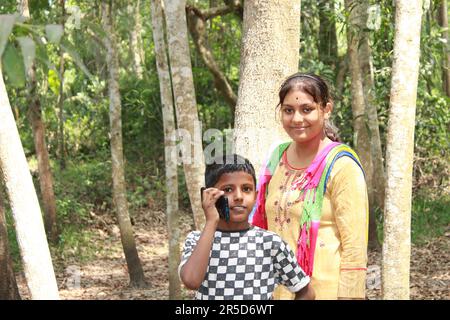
[17,36,35,76]
[45,24,64,44]
[2,43,26,88]
[60,39,93,80]
[0,14,18,58]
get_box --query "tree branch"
[186,6,237,111]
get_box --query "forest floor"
[15,209,449,300]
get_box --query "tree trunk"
[0,187,21,300]
[150,0,182,299]
[19,0,59,243]
[163,0,206,230]
[27,67,59,243]
[128,0,144,79]
[382,0,422,300]
[0,68,59,300]
[318,0,338,73]
[438,0,450,96]
[58,0,66,170]
[233,0,300,175]
[359,1,385,249]
[101,1,147,288]
[345,0,380,249]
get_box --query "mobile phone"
[200,187,230,222]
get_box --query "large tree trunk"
[0,68,59,300]
[358,1,385,249]
[128,0,144,79]
[382,0,422,300]
[345,0,380,249]
[163,0,206,230]
[19,0,59,243]
[101,1,147,288]
[150,0,182,299]
[438,0,450,96]
[0,187,21,300]
[233,0,300,174]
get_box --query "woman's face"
[280,89,331,144]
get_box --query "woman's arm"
[330,157,369,299]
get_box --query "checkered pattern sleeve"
[178,231,201,279]
[272,236,310,293]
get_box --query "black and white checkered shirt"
[179,226,310,300]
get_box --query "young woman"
[252,73,369,300]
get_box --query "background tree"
[101,1,147,288]
[18,0,59,243]
[163,0,206,229]
[382,0,423,300]
[150,0,181,299]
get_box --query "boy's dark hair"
[205,154,256,188]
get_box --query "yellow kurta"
[266,151,368,299]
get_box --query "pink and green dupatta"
[251,142,364,276]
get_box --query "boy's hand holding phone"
[200,187,230,221]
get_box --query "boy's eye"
[243,186,253,192]
[223,187,232,193]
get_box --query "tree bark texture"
[0,189,21,300]
[233,0,301,175]
[382,0,422,300]
[102,2,147,288]
[163,0,206,230]
[0,69,59,300]
[150,0,181,299]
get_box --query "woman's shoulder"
[327,151,366,187]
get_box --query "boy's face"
[214,171,256,229]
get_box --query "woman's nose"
[292,111,303,123]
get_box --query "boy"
[179,154,315,300]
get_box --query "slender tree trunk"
[101,1,147,288]
[233,0,300,174]
[19,0,59,243]
[0,187,21,300]
[318,0,338,73]
[58,0,66,170]
[27,67,59,243]
[0,68,59,300]
[128,0,144,79]
[163,0,206,230]
[382,0,422,300]
[359,1,385,249]
[345,0,380,249]
[150,0,181,299]
[438,0,450,96]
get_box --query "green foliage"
[411,194,450,244]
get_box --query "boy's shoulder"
[250,226,284,243]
